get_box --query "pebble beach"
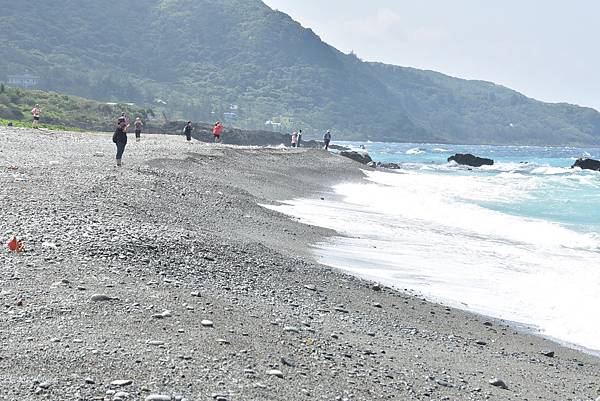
[1,128,599,401]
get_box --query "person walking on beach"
[323,130,332,150]
[213,121,223,143]
[134,117,143,142]
[113,120,128,166]
[297,129,302,148]
[291,131,298,148]
[31,104,42,128]
[183,121,194,142]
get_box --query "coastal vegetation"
[0,86,150,131]
[1,0,599,145]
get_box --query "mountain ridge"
[1,0,598,145]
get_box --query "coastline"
[1,127,599,401]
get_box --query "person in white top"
[291,131,298,148]
[31,104,42,128]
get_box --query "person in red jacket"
[213,121,223,143]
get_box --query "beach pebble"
[266,369,284,378]
[201,319,214,327]
[114,391,130,399]
[283,326,300,333]
[488,378,508,390]
[541,350,555,358]
[152,310,172,319]
[90,294,112,302]
[111,379,132,387]
[147,340,164,346]
[145,395,171,401]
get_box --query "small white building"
[7,74,40,88]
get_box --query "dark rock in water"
[379,162,401,169]
[572,158,600,171]
[448,153,494,167]
[339,150,373,165]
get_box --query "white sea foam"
[406,147,426,155]
[266,169,600,352]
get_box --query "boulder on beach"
[572,158,600,171]
[339,150,373,165]
[448,153,494,167]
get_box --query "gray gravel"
[1,127,599,401]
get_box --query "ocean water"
[268,142,600,353]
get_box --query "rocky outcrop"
[572,158,600,171]
[448,153,494,167]
[339,150,373,165]
[378,162,401,169]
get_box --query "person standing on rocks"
[323,130,332,150]
[113,120,128,166]
[183,121,194,142]
[291,131,298,148]
[31,104,42,128]
[134,117,143,142]
[297,129,302,148]
[213,121,223,143]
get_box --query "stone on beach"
[90,294,113,302]
[488,378,508,390]
[266,369,284,378]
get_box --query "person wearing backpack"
[183,121,194,142]
[113,120,128,166]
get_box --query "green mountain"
[1,0,599,145]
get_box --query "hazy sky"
[262,0,599,110]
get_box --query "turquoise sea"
[358,142,600,234]
[269,142,600,353]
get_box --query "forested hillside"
[1,0,599,145]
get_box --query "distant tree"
[0,83,4,93]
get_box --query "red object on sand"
[8,236,18,251]
[7,236,24,252]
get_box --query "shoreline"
[1,128,599,400]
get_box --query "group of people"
[182,121,223,142]
[290,129,303,148]
[291,129,332,150]
[27,103,332,166]
[113,114,225,166]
